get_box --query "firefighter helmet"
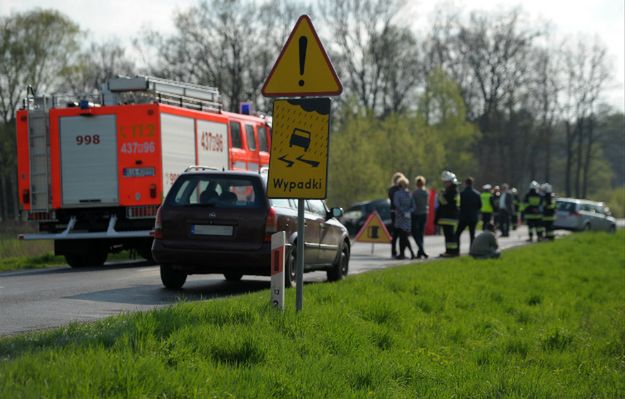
[441,170,456,182]
[483,184,492,191]
[529,180,540,190]
[541,183,552,193]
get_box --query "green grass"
[1,232,624,398]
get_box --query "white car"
[554,198,616,233]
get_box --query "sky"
[1,0,623,111]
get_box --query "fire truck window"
[230,122,242,148]
[245,124,256,151]
[258,126,268,152]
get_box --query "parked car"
[554,198,616,232]
[151,168,350,289]
[339,199,392,236]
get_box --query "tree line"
[0,1,623,220]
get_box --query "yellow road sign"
[267,98,330,199]
[354,211,392,243]
[262,15,342,97]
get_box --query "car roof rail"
[184,165,221,173]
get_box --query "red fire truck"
[16,76,271,268]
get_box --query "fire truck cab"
[16,76,271,268]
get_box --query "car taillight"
[264,207,278,242]
[152,206,163,239]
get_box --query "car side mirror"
[329,207,343,219]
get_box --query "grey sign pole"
[296,199,305,311]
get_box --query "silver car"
[554,198,616,232]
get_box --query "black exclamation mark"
[298,36,307,87]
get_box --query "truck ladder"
[102,75,222,111]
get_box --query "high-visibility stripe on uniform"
[525,214,542,220]
[438,218,458,227]
[446,242,459,250]
[543,216,556,221]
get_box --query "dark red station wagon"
[151,168,350,289]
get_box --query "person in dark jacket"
[411,176,429,259]
[387,172,406,258]
[393,177,416,259]
[436,170,460,257]
[457,177,482,251]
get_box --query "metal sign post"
[262,15,342,313]
[296,200,305,311]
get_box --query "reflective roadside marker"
[271,231,286,310]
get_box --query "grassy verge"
[1,232,624,397]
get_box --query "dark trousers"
[498,210,511,237]
[481,212,492,229]
[390,212,399,256]
[398,229,414,258]
[456,219,477,252]
[544,219,555,240]
[442,224,459,255]
[411,213,427,256]
[526,218,541,240]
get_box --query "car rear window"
[166,174,265,208]
[556,201,576,212]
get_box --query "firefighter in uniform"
[436,171,460,257]
[522,181,543,242]
[541,183,556,240]
[480,184,494,230]
[511,187,520,230]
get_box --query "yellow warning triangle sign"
[262,15,342,97]
[354,210,392,243]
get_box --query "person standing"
[457,177,482,251]
[393,177,416,259]
[541,183,557,240]
[522,181,543,242]
[436,170,460,257]
[470,223,500,259]
[511,187,520,230]
[492,185,501,231]
[497,183,514,237]
[411,176,429,259]
[480,184,495,230]
[388,172,405,258]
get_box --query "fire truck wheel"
[65,250,108,268]
[160,264,187,289]
[224,273,243,282]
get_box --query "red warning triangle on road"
[262,15,342,97]
[354,210,392,243]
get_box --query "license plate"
[192,224,233,236]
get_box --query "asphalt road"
[0,225,556,336]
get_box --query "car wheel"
[160,264,187,289]
[609,225,616,234]
[224,273,243,282]
[327,242,350,282]
[584,223,591,231]
[285,247,297,288]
